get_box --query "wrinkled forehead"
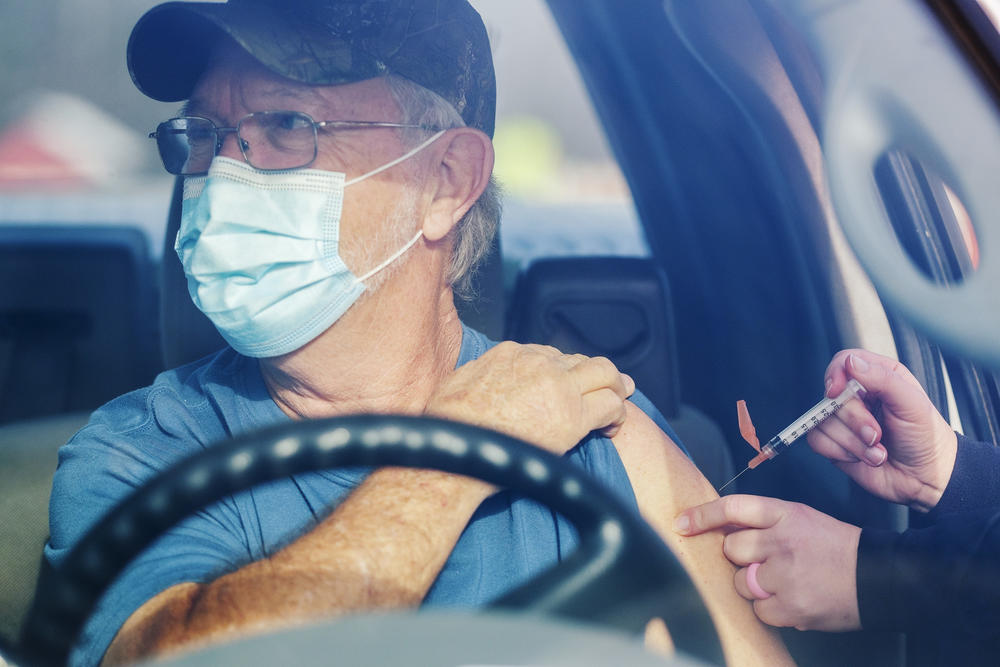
[187,39,401,122]
[127,0,495,136]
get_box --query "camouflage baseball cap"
[127,0,496,137]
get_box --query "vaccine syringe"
[718,378,866,492]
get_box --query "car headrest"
[507,256,681,418]
[0,225,160,421]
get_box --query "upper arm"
[102,582,202,666]
[612,402,793,666]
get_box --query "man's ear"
[421,128,494,242]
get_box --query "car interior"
[1,0,999,665]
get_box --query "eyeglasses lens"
[239,112,318,171]
[155,117,217,176]
[155,112,319,175]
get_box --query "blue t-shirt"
[46,325,679,666]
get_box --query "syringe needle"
[717,465,750,493]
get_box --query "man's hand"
[806,350,958,512]
[674,495,862,632]
[425,342,635,456]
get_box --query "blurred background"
[0,0,647,262]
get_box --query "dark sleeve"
[857,509,1000,637]
[926,434,1000,518]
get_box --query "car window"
[0,1,646,268]
[468,0,648,275]
[0,1,172,256]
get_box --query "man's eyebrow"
[180,86,336,119]
[259,85,328,103]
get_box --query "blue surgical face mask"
[176,131,445,358]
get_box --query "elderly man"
[45,1,791,665]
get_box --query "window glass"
[941,182,980,270]
[0,1,647,267]
[468,0,648,272]
[874,150,978,283]
[0,1,172,255]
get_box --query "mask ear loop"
[356,229,424,284]
[349,129,446,284]
[344,130,447,187]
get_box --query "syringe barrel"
[770,379,866,453]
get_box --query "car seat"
[0,412,90,650]
[506,256,735,488]
[0,224,160,650]
[0,225,160,423]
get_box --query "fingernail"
[673,515,691,535]
[849,354,869,373]
[825,377,834,396]
[860,425,878,447]
[864,447,886,465]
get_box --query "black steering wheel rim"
[21,415,723,665]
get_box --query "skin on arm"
[104,466,496,665]
[103,344,635,665]
[612,402,795,666]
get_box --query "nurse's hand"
[807,350,957,512]
[674,494,861,632]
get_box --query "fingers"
[673,494,789,536]
[815,349,937,468]
[566,354,635,399]
[501,344,634,401]
[583,387,629,438]
[818,349,949,464]
[824,350,926,408]
[733,567,793,628]
[807,406,887,467]
[548,353,634,437]
[734,563,773,601]
[567,356,634,437]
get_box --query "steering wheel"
[20,415,723,665]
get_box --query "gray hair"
[385,74,502,300]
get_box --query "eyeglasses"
[149,110,443,176]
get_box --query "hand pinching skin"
[674,494,861,632]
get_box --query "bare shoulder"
[611,401,717,507]
[612,402,794,666]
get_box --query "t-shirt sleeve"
[45,389,255,667]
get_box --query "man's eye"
[186,128,216,143]
[272,113,312,131]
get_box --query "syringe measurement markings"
[717,379,867,492]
